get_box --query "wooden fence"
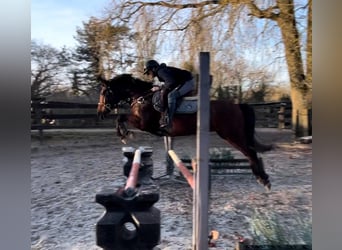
[250,101,292,129]
[31,100,121,131]
[31,100,293,133]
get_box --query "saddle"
[152,91,197,114]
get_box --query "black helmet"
[143,59,159,75]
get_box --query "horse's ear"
[97,75,110,86]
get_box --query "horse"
[97,74,273,190]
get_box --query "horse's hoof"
[256,178,263,186]
[257,178,271,191]
[265,182,271,191]
[121,137,127,144]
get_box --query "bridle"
[98,84,114,112]
[99,81,155,111]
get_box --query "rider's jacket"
[155,63,193,90]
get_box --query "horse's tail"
[239,103,273,152]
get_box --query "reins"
[131,90,155,107]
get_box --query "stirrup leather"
[159,113,169,128]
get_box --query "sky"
[31,0,112,48]
[31,0,290,84]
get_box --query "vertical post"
[164,136,174,175]
[34,103,44,141]
[278,103,286,129]
[194,52,210,250]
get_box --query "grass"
[249,209,312,246]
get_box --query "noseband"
[98,85,114,112]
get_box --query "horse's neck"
[130,85,152,99]
[132,78,153,93]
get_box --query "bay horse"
[97,74,273,190]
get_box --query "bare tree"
[131,9,160,77]
[31,40,71,100]
[107,0,311,137]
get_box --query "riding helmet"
[143,59,159,75]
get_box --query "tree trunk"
[276,0,310,137]
[306,0,312,108]
[291,87,310,137]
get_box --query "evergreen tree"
[71,17,136,93]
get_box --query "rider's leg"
[177,78,195,96]
[159,88,169,128]
[160,79,195,129]
[163,79,196,128]
[167,89,180,128]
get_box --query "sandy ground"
[31,128,312,250]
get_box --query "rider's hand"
[151,86,160,92]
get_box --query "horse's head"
[97,84,117,119]
[97,74,153,119]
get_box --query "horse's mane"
[108,74,153,94]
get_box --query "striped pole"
[168,150,195,189]
[124,149,142,196]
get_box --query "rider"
[143,59,195,129]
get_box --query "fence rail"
[249,101,292,129]
[31,100,293,133]
[31,101,128,131]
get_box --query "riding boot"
[159,88,169,128]
[159,111,169,128]
[166,98,177,129]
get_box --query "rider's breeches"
[177,78,195,96]
[167,78,195,120]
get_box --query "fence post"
[32,100,44,140]
[278,103,286,129]
[194,52,211,250]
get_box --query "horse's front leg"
[116,114,134,144]
[164,136,175,175]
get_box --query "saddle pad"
[176,97,197,114]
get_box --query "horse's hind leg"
[246,148,271,190]
[225,138,271,190]
[238,103,271,190]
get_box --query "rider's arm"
[157,68,177,89]
[151,80,164,92]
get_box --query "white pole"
[194,52,210,250]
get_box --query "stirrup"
[159,113,168,126]
[160,123,168,129]
[159,118,168,128]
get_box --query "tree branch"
[245,1,279,20]
[123,0,222,10]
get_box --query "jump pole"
[124,149,141,195]
[194,52,211,250]
[168,150,195,189]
